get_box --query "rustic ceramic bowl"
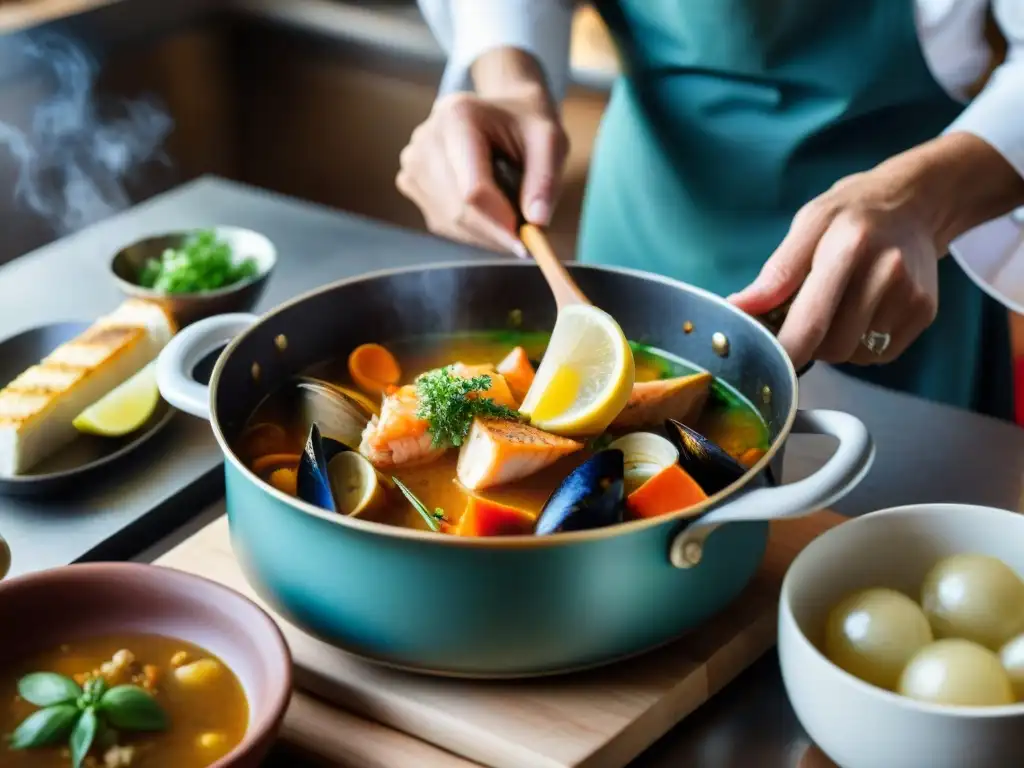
[110,226,276,328]
[0,562,291,768]
[779,504,1024,768]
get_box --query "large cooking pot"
[156,261,873,677]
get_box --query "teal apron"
[581,0,1013,420]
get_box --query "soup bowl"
[780,504,1024,768]
[0,562,291,767]
[156,261,873,677]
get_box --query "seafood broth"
[0,634,248,768]
[236,332,769,532]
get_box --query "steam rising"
[0,32,173,235]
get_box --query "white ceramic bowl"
[779,503,1024,768]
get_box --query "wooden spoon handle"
[491,149,591,310]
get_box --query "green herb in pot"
[8,671,167,768]
[138,229,258,294]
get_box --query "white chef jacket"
[417,0,1024,304]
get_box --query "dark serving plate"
[0,322,175,498]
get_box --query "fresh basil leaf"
[8,704,79,749]
[98,685,168,731]
[70,707,97,768]
[17,673,82,707]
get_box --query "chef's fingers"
[440,110,524,255]
[814,249,892,363]
[847,258,937,366]
[775,214,867,369]
[727,203,831,315]
[519,119,569,227]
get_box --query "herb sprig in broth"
[414,367,519,448]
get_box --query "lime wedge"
[73,362,160,437]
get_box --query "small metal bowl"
[110,226,277,328]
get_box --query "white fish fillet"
[0,299,177,476]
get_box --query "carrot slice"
[626,464,707,520]
[348,343,401,396]
[268,467,298,496]
[496,346,536,402]
[252,453,301,475]
[455,496,537,537]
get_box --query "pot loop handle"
[0,533,9,581]
[156,313,259,420]
[669,409,874,569]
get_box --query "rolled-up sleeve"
[418,0,574,101]
[948,1,1024,274]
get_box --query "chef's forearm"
[902,133,1024,250]
[470,48,557,105]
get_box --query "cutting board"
[157,511,844,768]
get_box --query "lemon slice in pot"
[519,305,635,436]
[73,362,160,437]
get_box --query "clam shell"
[608,432,678,495]
[295,377,376,448]
[326,451,389,518]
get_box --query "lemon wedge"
[519,305,635,436]
[73,362,160,437]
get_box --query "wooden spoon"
[491,149,818,375]
[491,149,591,310]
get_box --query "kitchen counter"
[2,176,1019,766]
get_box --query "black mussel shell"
[297,423,352,512]
[534,449,625,535]
[665,419,753,496]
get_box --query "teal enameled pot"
[156,261,873,678]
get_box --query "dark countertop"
[69,177,1020,768]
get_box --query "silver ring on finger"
[860,330,892,356]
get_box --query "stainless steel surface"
[105,179,1024,766]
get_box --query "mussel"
[294,376,377,448]
[534,449,625,535]
[297,423,389,517]
[608,432,678,495]
[665,419,768,495]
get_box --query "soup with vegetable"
[0,634,247,768]
[236,327,770,536]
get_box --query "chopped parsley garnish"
[138,229,258,294]
[414,366,519,448]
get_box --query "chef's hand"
[396,49,569,257]
[729,133,1024,370]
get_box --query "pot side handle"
[669,409,874,569]
[0,534,9,581]
[156,313,258,420]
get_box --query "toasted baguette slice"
[0,300,177,476]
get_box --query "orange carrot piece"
[626,464,708,520]
[349,343,401,396]
[455,496,537,537]
[496,347,536,402]
[268,467,298,496]
[252,453,300,475]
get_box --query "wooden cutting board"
[157,511,844,768]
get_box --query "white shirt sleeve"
[417,0,574,102]
[947,0,1024,291]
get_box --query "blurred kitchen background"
[1,0,1023,417]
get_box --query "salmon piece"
[496,347,535,402]
[610,372,712,430]
[359,364,517,469]
[457,417,583,490]
[450,362,518,409]
[359,385,445,469]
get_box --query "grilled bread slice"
[0,300,177,476]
